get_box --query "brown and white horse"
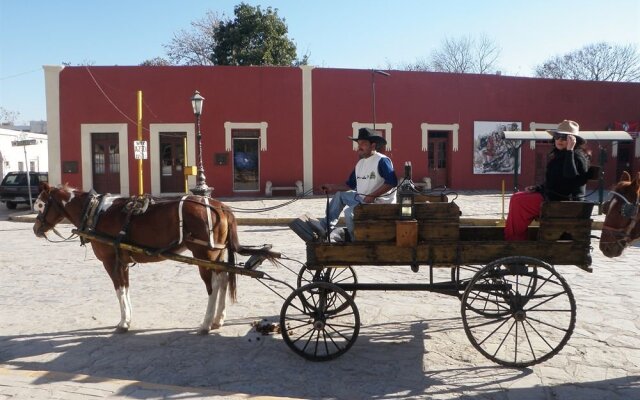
[33,183,276,333]
[600,171,640,258]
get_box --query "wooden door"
[615,143,632,181]
[160,133,186,193]
[534,143,553,185]
[427,134,448,188]
[92,133,120,194]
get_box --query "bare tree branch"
[535,42,640,82]
[163,10,221,66]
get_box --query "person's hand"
[362,194,375,203]
[566,134,576,150]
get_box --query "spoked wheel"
[451,265,483,299]
[461,256,576,367]
[280,282,360,361]
[297,265,357,314]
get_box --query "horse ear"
[40,182,50,192]
[621,171,631,182]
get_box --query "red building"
[44,65,640,197]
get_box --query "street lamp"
[190,90,212,196]
[371,70,390,130]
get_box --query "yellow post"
[137,90,143,195]
[183,136,188,193]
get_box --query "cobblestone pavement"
[0,192,638,399]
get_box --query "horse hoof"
[115,326,129,333]
[197,328,210,335]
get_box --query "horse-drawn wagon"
[30,171,639,368]
[283,198,594,367]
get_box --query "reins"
[601,187,640,246]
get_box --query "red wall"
[58,66,640,196]
[311,68,640,191]
[59,66,303,195]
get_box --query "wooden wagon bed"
[305,201,595,270]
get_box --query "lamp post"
[190,90,212,197]
[371,70,390,130]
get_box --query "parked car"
[0,171,48,209]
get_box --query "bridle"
[601,189,640,246]
[35,189,76,241]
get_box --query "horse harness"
[70,192,227,271]
[602,190,640,245]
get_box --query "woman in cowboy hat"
[308,128,398,241]
[505,120,590,241]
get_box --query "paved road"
[0,193,638,399]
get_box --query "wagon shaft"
[72,229,265,278]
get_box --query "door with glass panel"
[160,132,187,193]
[427,132,448,188]
[232,134,260,192]
[92,132,120,193]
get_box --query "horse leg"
[115,285,132,333]
[102,258,131,333]
[211,272,229,329]
[198,266,217,334]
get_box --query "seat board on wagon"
[305,200,595,270]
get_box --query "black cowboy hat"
[348,127,387,146]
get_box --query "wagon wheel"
[297,265,357,314]
[456,263,539,318]
[450,265,483,299]
[461,256,576,367]
[280,282,360,361]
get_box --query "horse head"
[599,171,640,258]
[33,183,75,238]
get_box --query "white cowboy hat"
[547,120,585,144]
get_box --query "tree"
[212,3,307,66]
[139,57,173,66]
[162,10,221,66]
[535,42,640,82]
[0,107,20,125]
[400,35,500,74]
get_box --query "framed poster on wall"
[473,121,522,174]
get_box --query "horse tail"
[226,245,237,302]
[223,206,280,263]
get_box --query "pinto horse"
[32,183,276,333]
[600,171,640,258]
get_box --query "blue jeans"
[320,190,362,239]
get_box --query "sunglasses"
[553,134,568,141]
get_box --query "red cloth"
[504,191,544,241]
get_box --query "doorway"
[232,134,260,192]
[615,143,632,181]
[92,132,120,193]
[159,132,186,193]
[427,132,448,188]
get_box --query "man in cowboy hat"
[504,120,590,241]
[308,127,398,241]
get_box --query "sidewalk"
[1,191,636,399]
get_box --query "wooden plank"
[353,202,461,221]
[418,221,459,241]
[354,219,460,242]
[540,201,595,219]
[538,219,592,242]
[306,240,592,269]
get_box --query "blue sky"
[1,0,639,124]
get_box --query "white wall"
[0,128,49,178]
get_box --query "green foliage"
[212,3,304,66]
